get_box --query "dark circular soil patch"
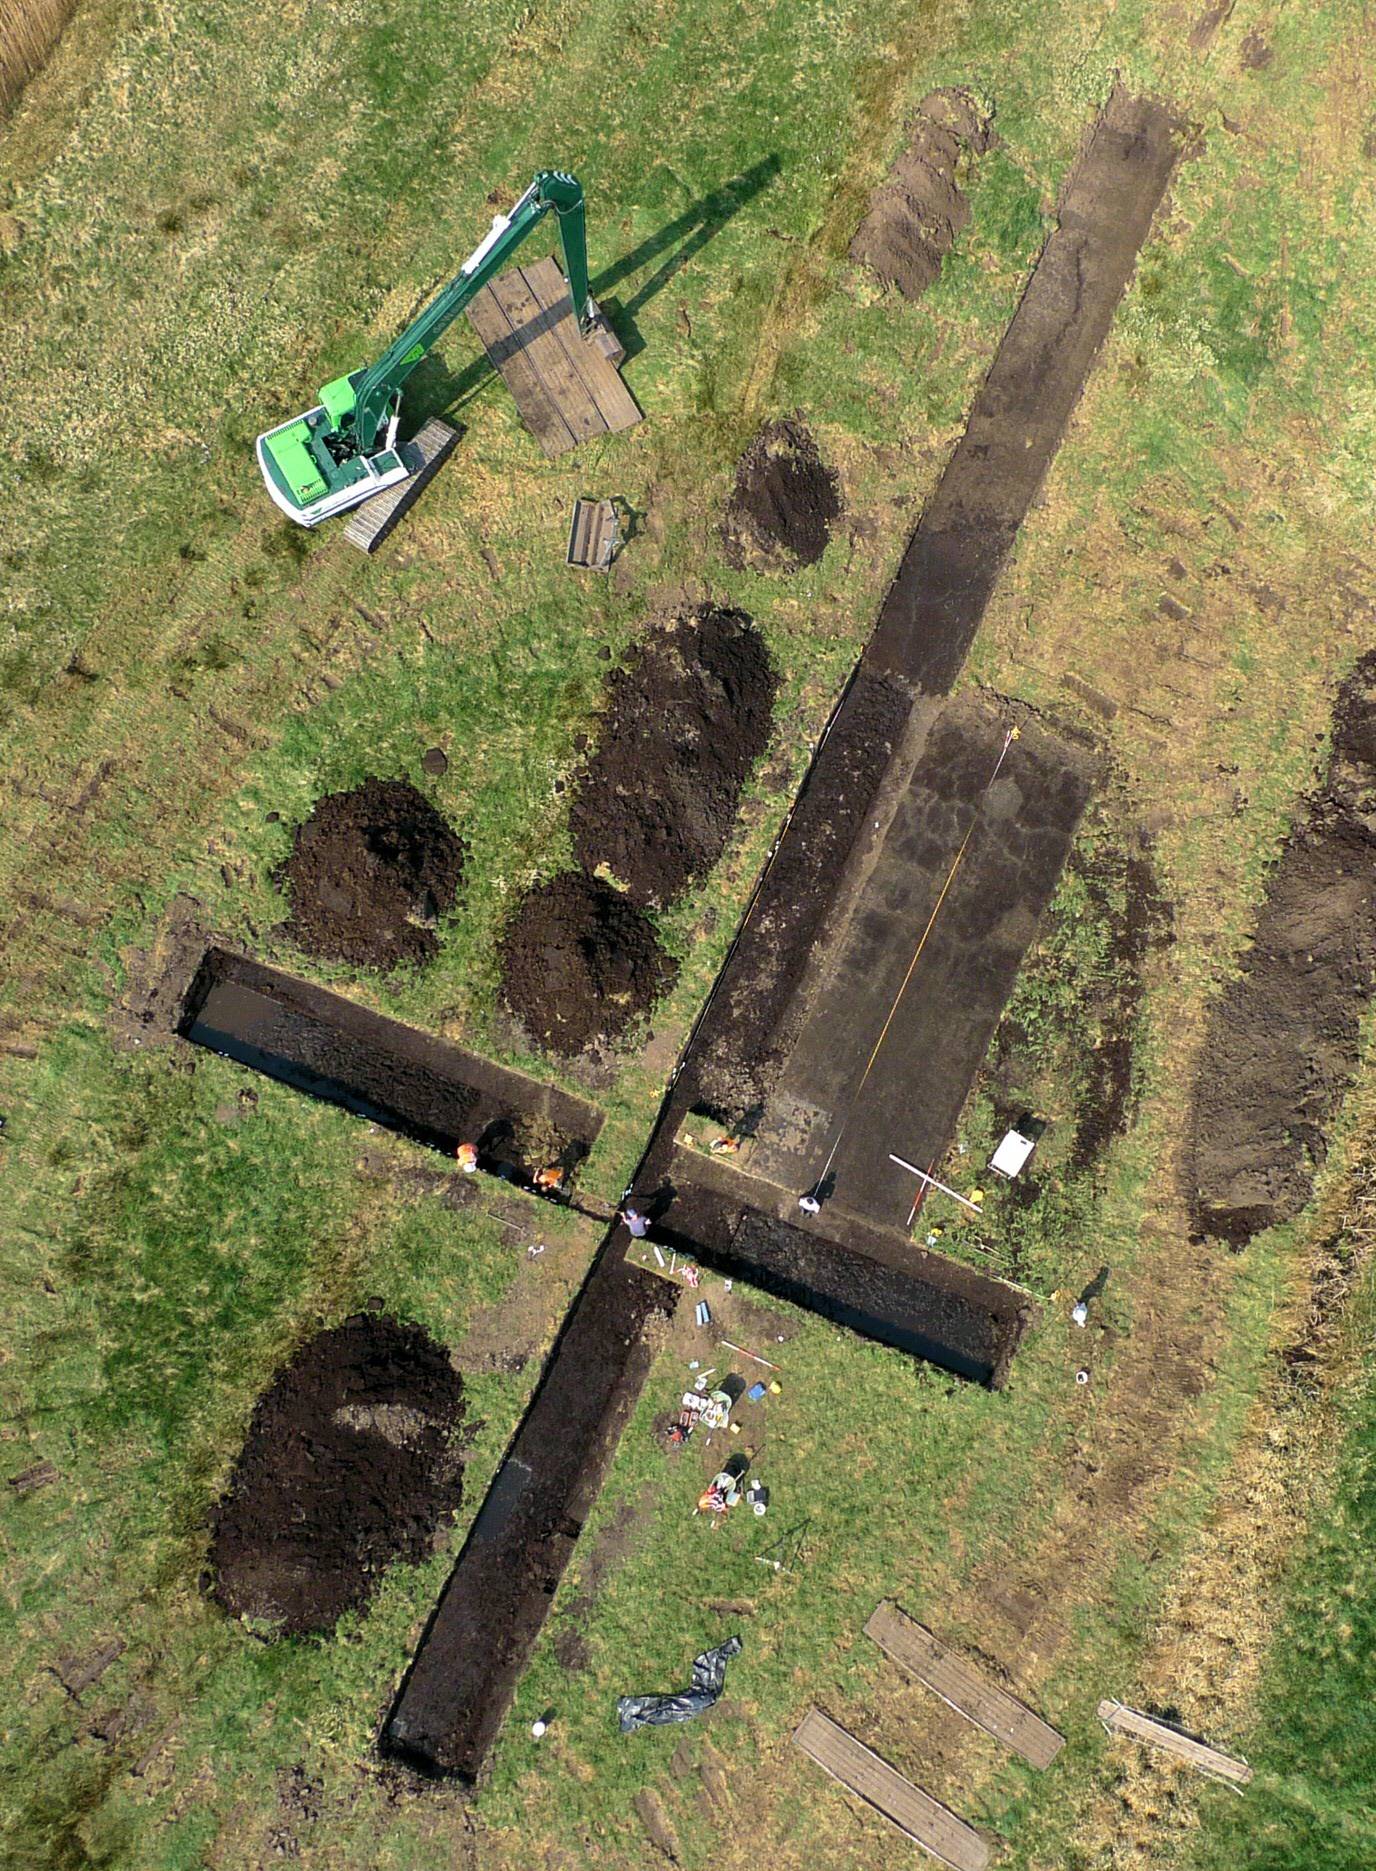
[279,777,466,972]
[570,606,778,908]
[499,871,678,1057]
[722,420,841,573]
[210,1313,464,1636]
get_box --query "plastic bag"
[616,1636,743,1733]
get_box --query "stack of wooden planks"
[467,256,641,458]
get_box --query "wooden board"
[794,1708,991,1871]
[866,1600,1064,1770]
[1098,1701,1253,1784]
[467,256,641,458]
[343,418,459,553]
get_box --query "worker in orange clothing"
[709,1135,740,1155]
[455,1142,479,1174]
[533,1164,566,1195]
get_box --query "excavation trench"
[180,949,603,1175]
[246,85,1180,1784]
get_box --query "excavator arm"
[331,170,590,458]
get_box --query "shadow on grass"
[403,155,782,431]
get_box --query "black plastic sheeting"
[617,1637,743,1733]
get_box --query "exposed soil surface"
[570,607,778,908]
[210,1313,464,1635]
[498,872,679,1057]
[1192,653,1376,1244]
[850,87,997,299]
[722,420,841,574]
[746,697,1096,1230]
[383,1259,671,1780]
[181,948,603,1172]
[689,670,914,1123]
[657,1162,1030,1386]
[866,87,1181,693]
[279,778,466,973]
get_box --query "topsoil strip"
[181,948,603,1167]
[865,87,1181,693]
[382,1255,670,1780]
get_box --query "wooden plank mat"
[794,1708,991,1871]
[866,1600,1064,1770]
[1098,1701,1253,1784]
[467,256,641,458]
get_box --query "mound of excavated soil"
[210,1313,465,1635]
[279,778,466,973]
[570,607,778,908]
[722,420,841,573]
[850,87,996,300]
[1193,652,1376,1245]
[499,872,678,1057]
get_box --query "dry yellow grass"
[0,0,74,108]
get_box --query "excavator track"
[343,418,459,554]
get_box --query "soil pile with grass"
[722,420,841,573]
[1193,652,1376,1244]
[850,87,997,299]
[210,1313,464,1635]
[570,607,778,907]
[499,872,678,1056]
[280,778,466,972]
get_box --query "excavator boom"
[258,170,595,526]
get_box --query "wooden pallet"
[794,1708,991,1871]
[1098,1701,1253,1784]
[866,1600,1064,1770]
[566,497,619,569]
[343,418,459,553]
[467,256,641,458]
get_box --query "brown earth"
[688,669,914,1123]
[849,87,997,300]
[279,777,466,973]
[865,87,1182,693]
[569,607,778,909]
[498,872,679,1058]
[721,420,841,574]
[1192,651,1376,1244]
[209,1313,465,1635]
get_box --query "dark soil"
[687,670,914,1123]
[279,777,466,973]
[570,606,778,909]
[866,88,1181,693]
[722,420,841,573]
[209,1313,464,1635]
[849,88,997,300]
[1192,652,1376,1244]
[498,872,678,1057]
[181,947,604,1171]
[654,1175,1029,1387]
[383,1258,671,1780]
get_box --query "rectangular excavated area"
[180,948,604,1169]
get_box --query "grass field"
[4,0,1376,1864]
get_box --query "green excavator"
[257,169,598,527]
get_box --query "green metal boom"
[342,168,590,458]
